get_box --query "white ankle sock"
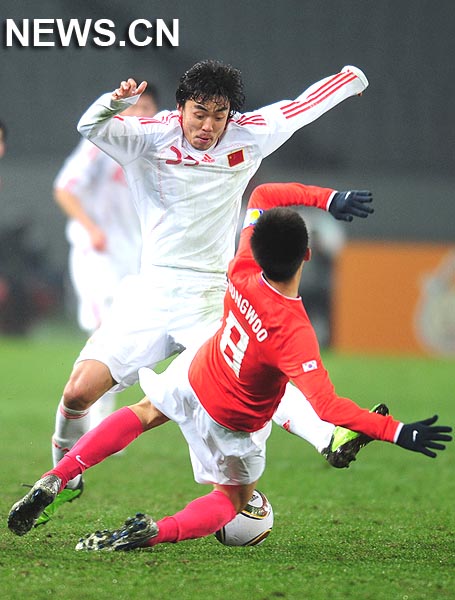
[52,398,90,488]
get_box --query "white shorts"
[77,268,225,391]
[139,350,272,485]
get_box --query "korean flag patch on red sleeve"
[302,360,318,373]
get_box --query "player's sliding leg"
[52,359,114,467]
[273,383,389,468]
[8,407,146,535]
[75,486,248,551]
[51,398,89,488]
[35,395,90,526]
[76,512,159,551]
[38,359,116,525]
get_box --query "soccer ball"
[215,489,274,546]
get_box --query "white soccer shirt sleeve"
[77,94,150,165]
[241,66,368,158]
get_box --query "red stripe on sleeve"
[281,72,357,119]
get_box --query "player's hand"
[329,190,373,222]
[396,415,452,458]
[112,78,147,101]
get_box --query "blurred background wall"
[1,0,454,351]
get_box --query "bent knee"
[63,362,114,410]
[62,379,95,410]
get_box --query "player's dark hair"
[251,208,309,282]
[175,59,245,117]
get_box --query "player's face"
[179,98,230,151]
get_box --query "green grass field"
[1,333,454,600]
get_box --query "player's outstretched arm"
[77,78,150,164]
[289,65,368,128]
[395,415,452,457]
[246,183,374,223]
[328,190,374,221]
[254,66,368,159]
[78,78,147,137]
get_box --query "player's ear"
[304,248,311,262]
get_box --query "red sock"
[145,490,237,546]
[43,407,143,490]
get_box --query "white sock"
[89,391,117,429]
[52,398,90,489]
[273,383,335,453]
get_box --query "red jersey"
[189,183,400,442]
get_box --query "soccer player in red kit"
[8,183,451,548]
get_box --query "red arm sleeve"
[293,367,401,442]
[279,324,401,443]
[231,182,336,276]
[247,182,335,211]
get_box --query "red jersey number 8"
[219,311,250,377]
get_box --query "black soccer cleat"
[34,477,84,527]
[8,475,61,535]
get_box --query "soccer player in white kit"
[46,59,375,521]
[53,86,159,430]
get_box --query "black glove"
[329,190,374,222]
[396,415,452,458]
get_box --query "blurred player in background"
[0,119,6,159]
[53,85,159,429]
[8,183,452,545]
[34,59,375,523]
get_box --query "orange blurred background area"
[332,242,455,356]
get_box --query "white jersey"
[54,138,142,331]
[54,138,142,274]
[78,66,367,276]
